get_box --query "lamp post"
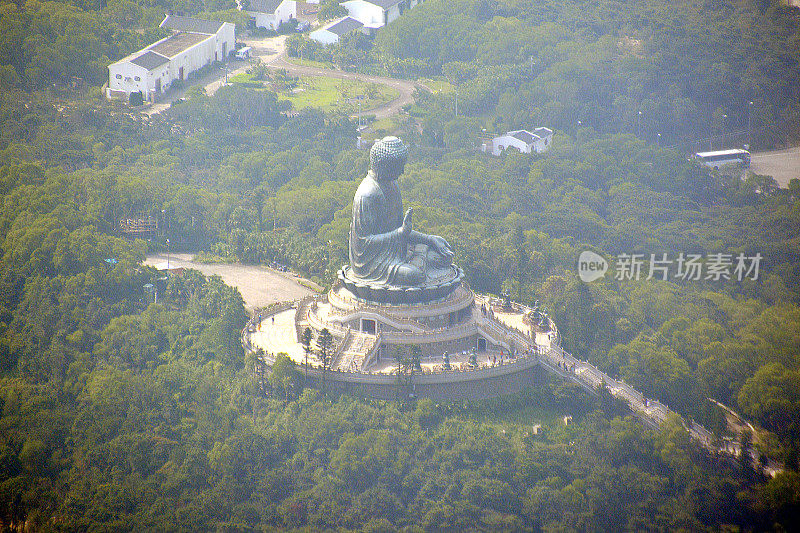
[657,132,661,146]
[166,238,170,271]
[144,283,156,304]
[721,114,727,149]
[747,101,753,149]
[637,110,642,138]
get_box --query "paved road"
[750,147,800,188]
[144,253,315,311]
[143,33,421,121]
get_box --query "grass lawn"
[228,72,259,84]
[229,71,399,113]
[285,57,337,70]
[419,77,454,93]
[287,76,398,113]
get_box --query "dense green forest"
[2,0,800,529]
[289,0,800,150]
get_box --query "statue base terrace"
[306,281,489,372]
[337,264,464,305]
[244,283,561,400]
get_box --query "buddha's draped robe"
[349,173,408,284]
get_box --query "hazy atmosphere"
[1,0,799,530]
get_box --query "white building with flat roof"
[107,15,235,102]
[482,128,554,156]
[241,0,296,31]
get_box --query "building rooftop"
[363,0,404,9]
[247,0,285,13]
[129,50,169,71]
[533,127,553,137]
[149,32,212,58]
[695,148,749,157]
[511,130,538,145]
[326,16,364,36]
[160,14,225,35]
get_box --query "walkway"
[476,297,719,451]
[250,308,306,360]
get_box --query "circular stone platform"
[244,280,559,399]
[244,285,559,400]
[337,264,464,305]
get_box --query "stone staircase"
[332,331,377,372]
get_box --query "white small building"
[341,0,416,30]
[107,15,235,102]
[309,16,365,45]
[241,0,296,31]
[482,127,554,156]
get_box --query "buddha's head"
[370,136,408,181]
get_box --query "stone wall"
[378,333,478,360]
[303,361,548,401]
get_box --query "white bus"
[693,149,751,169]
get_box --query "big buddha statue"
[339,136,463,304]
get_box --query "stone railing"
[327,307,428,333]
[476,320,513,351]
[241,315,258,355]
[363,334,382,369]
[539,342,715,448]
[381,321,477,343]
[306,302,348,337]
[294,294,321,340]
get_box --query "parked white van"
[235,46,252,59]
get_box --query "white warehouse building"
[107,15,235,103]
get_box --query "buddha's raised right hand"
[401,207,413,236]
